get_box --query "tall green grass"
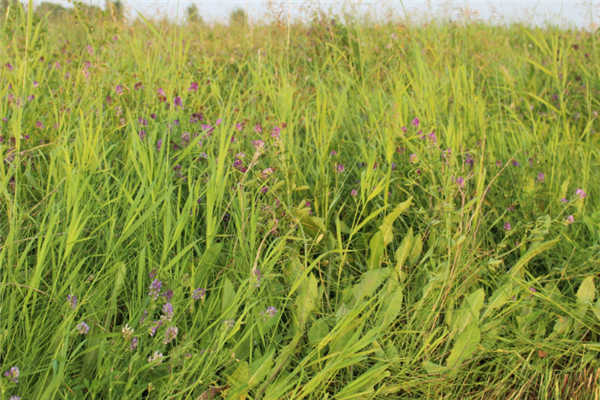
[0,5,599,399]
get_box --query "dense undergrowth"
[1,4,599,399]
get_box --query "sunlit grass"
[0,4,599,399]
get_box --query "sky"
[32,0,600,28]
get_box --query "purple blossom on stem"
[5,63,13,71]
[456,176,465,188]
[162,302,174,320]
[271,126,281,138]
[149,279,162,300]
[351,189,358,197]
[575,188,587,199]
[164,326,178,344]
[336,163,345,173]
[76,321,90,335]
[115,85,124,95]
[67,294,78,309]
[265,306,277,317]
[3,366,19,383]
[149,320,162,337]
[254,124,262,133]
[130,337,139,350]
[252,139,265,150]
[189,82,198,91]
[192,288,206,301]
[411,117,419,127]
[156,139,163,151]
[174,96,183,108]
[537,172,545,182]
[566,215,575,224]
[504,222,512,231]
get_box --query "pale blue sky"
[34,0,600,27]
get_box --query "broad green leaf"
[482,282,516,319]
[380,197,412,245]
[408,232,422,265]
[379,285,404,326]
[395,228,413,274]
[352,268,390,302]
[248,350,274,388]
[308,318,330,346]
[335,363,390,399]
[295,273,319,328]
[576,276,596,305]
[368,231,384,270]
[422,361,448,375]
[450,288,485,335]
[222,278,235,315]
[446,322,480,368]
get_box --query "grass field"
[1,3,599,399]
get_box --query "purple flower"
[336,163,345,173]
[575,188,587,199]
[5,63,13,71]
[134,82,143,90]
[3,366,19,383]
[330,150,337,156]
[156,139,163,151]
[254,124,262,133]
[192,288,206,301]
[409,153,417,163]
[271,126,281,138]
[428,131,437,143]
[235,122,244,131]
[351,189,358,197]
[215,118,222,125]
[149,320,162,337]
[560,197,568,203]
[149,279,162,300]
[189,82,198,91]
[456,176,465,188]
[162,302,174,320]
[566,215,575,224]
[76,321,90,335]
[27,94,35,101]
[260,186,269,194]
[252,139,265,150]
[139,130,146,140]
[150,113,157,119]
[157,88,166,97]
[163,326,178,344]
[67,294,78,309]
[33,80,39,88]
[265,306,277,317]
[537,172,545,182]
[130,337,139,350]
[511,159,520,167]
[401,126,407,133]
[9,396,21,400]
[36,120,44,129]
[115,85,124,95]
[504,222,512,231]
[411,117,419,127]
[174,96,183,108]
[147,351,163,363]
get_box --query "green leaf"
[308,318,330,346]
[450,288,485,335]
[394,228,413,274]
[368,230,385,270]
[352,268,390,302]
[446,322,481,369]
[222,278,235,315]
[380,197,412,245]
[408,232,422,265]
[295,273,319,329]
[379,284,403,327]
[576,276,596,305]
[422,361,448,375]
[482,282,516,320]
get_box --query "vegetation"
[1,3,599,399]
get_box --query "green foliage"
[0,8,599,400]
